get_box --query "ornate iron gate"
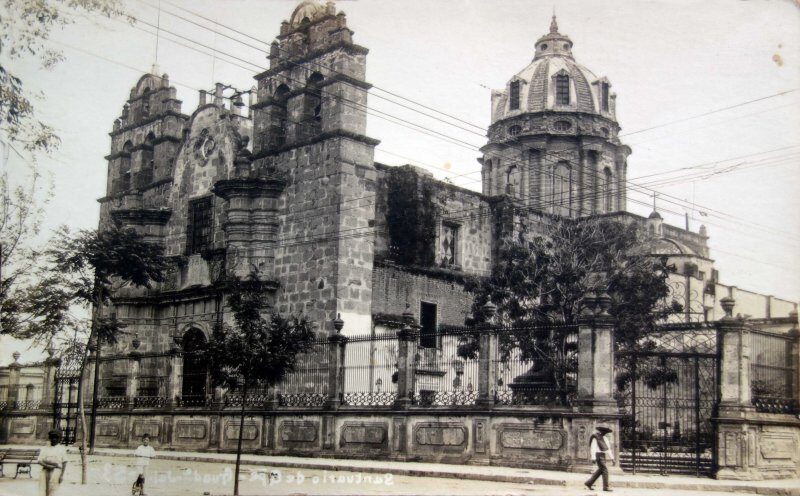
[616,325,718,476]
[53,349,83,445]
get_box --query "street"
[0,454,760,496]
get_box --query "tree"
[38,225,168,483]
[1,0,126,153]
[205,272,315,496]
[461,217,682,395]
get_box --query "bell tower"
[250,1,379,332]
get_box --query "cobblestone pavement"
[0,454,762,496]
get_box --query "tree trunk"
[233,380,248,496]
[88,339,101,454]
[76,349,89,484]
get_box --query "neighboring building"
[2,0,797,478]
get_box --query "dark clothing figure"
[585,427,615,492]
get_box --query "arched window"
[269,84,290,149]
[603,167,614,213]
[181,328,208,407]
[553,161,571,216]
[138,132,155,188]
[118,141,133,193]
[304,72,324,138]
[555,74,570,105]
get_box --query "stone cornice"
[252,129,380,159]
[212,177,287,200]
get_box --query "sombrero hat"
[597,426,613,434]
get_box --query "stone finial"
[720,296,736,320]
[333,313,344,333]
[482,301,497,324]
[580,291,597,317]
[199,90,207,106]
[12,351,20,363]
[402,304,415,325]
[596,292,612,317]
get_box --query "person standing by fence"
[585,426,615,492]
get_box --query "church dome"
[490,16,617,125]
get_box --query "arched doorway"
[181,328,208,407]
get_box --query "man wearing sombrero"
[585,425,615,492]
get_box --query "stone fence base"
[1,407,619,472]
[715,410,800,480]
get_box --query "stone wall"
[0,408,618,472]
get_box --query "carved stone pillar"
[41,349,59,410]
[7,352,21,408]
[126,352,140,408]
[165,347,182,410]
[394,308,419,409]
[476,302,498,408]
[577,293,617,414]
[326,315,348,410]
[714,297,756,480]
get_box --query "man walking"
[585,426,615,492]
[132,434,156,496]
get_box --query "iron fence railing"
[749,329,798,414]
[343,332,398,406]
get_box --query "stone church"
[4,0,796,476]
[99,1,793,346]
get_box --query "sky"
[2,0,799,363]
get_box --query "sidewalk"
[4,445,799,496]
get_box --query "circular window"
[563,43,570,50]
[508,125,522,136]
[601,127,610,137]
[553,120,572,132]
[540,44,548,50]
[201,136,216,158]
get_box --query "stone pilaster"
[126,352,141,407]
[476,302,498,408]
[394,308,419,409]
[715,296,756,480]
[576,293,617,414]
[326,315,348,410]
[165,341,182,410]
[41,351,59,410]
[7,352,21,407]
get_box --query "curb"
[83,449,800,496]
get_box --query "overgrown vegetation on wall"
[385,167,438,267]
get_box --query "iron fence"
[493,325,578,407]
[342,332,399,406]
[412,328,480,407]
[273,339,329,408]
[749,329,798,414]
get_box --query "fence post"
[41,346,58,411]
[165,337,182,409]
[126,351,140,409]
[326,314,348,410]
[476,302,497,408]
[716,297,753,412]
[7,352,21,409]
[577,292,617,413]
[714,296,756,479]
[394,307,418,409]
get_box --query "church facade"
[2,0,798,478]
